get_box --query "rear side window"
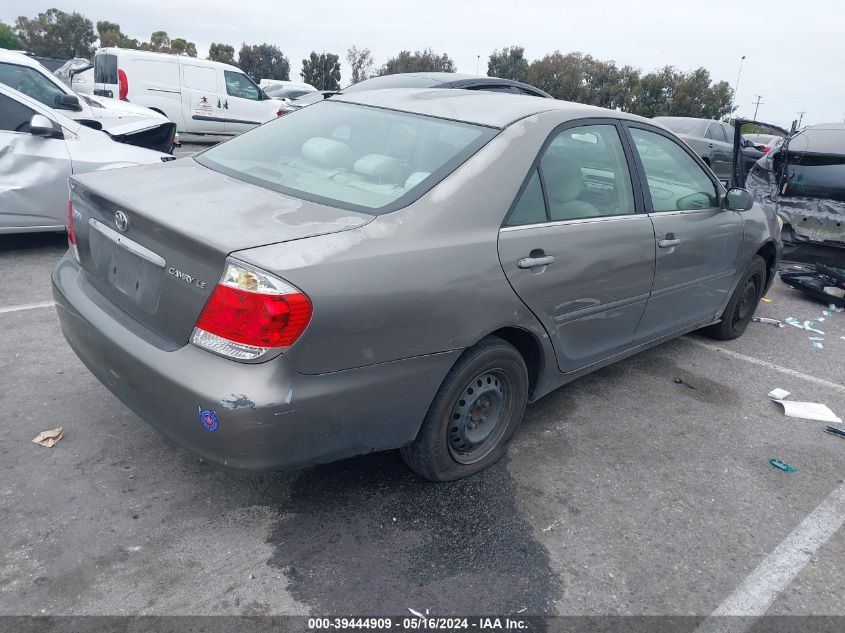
[630,128,718,212]
[0,63,66,109]
[94,54,117,84]
[197,100,495,213]
[505,124,635,226]
[0,92,35,132]
[183,65,218,92]
[705,124,726,142]
[506,169,546,226]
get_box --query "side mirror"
[29,114,62,139]
[723,187,754,211]
[56,93,82,112]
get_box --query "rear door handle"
[518,255,555,269]
[658,238,681,248]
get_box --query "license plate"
[88,219,165,313]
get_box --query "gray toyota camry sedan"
[53,89,781,481]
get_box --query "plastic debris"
[823,310,832,317]
[825,426,845,439]
[673,378,697,390]
[769,459,796,473]
[803,321,825,335]
[774,399,842,423]
[812,341,824,349]
[761,297,773,303]
[768,388,791,400]
[752,317,783,327]
[785,317,804,329]
[809,336,824,341]
[830,303,844,313]
[32,427,64,448]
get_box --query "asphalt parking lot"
[1,147,844,618]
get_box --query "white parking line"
[695,481,845,632]
[0,301,55,314]
[682,337,845,394]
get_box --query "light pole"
[476,55,480,75]
[730,55,746,119]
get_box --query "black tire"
[400,336,529,482]
[703,255,767,340]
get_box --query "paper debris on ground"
[32,427,64,448]
[812,341,824,349]
[768,388,791,400]
[752,317,783,327]
[785,317,805,329]
[774,400,842,423]
[803,321,825,334]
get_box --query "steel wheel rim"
[447,369,510,465]
[733,272,761,325]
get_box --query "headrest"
[353,154,403,182]
[542,154,583,204]
[301,137,352,168]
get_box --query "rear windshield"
[655,118,704,134]
[94,54,117,85]
[196,101,496,213]
[776,154,845,203]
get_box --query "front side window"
[0,63,67,110]
[196,101,495,213]
[224,71,261,100]
[630,127,718,212]
[0,93,35,133]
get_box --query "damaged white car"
[0,49,177,154]
[0,84,173,234]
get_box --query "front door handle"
[658,238,681,248]
[518,255,555,269]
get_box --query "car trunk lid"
[70,158,373,346]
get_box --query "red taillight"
[118,68,128,100]
[67,199,79,260]
[191,261,312,360]
[67,200,76,245]
[762,146,772,153]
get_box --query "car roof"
[341,72,551,98]
[97,47,242,74]
[0,48,42,67]
[332,88,651,129]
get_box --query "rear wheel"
[703,255,767,340]
[401,337,529,481]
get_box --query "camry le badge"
[114,210,129,232]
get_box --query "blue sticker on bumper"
[199,407,219,431]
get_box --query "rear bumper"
[52,254,458,471]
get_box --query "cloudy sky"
[3,0,841,128]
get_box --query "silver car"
[653,116,737,181]
[0,84,172,234]
[52,89,781,481]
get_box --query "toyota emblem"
[114,210,129,232]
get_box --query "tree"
[238,43,290,82]
[96,20,139,49]
[0,21,20,49]
[14,9,96,58]
[209,42,235,64]
[148,30,170,52]
[526,51,583,102]
[346,45,374,84]
[487,46,528,82]
[301,51,341,90]
[170,37,197,57]
[380,48,455,75]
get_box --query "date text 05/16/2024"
[307,618,529,630]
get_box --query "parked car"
[0,84,172,234]
[53,89,779,481]
[278,72,552,114]
[744,133,784,153]
[92,47,283,135]
[259,79,316,102]
[653,117,742,181]
[0,48,177,153]
[746,122,845,252]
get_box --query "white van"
[93,48,283,135]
